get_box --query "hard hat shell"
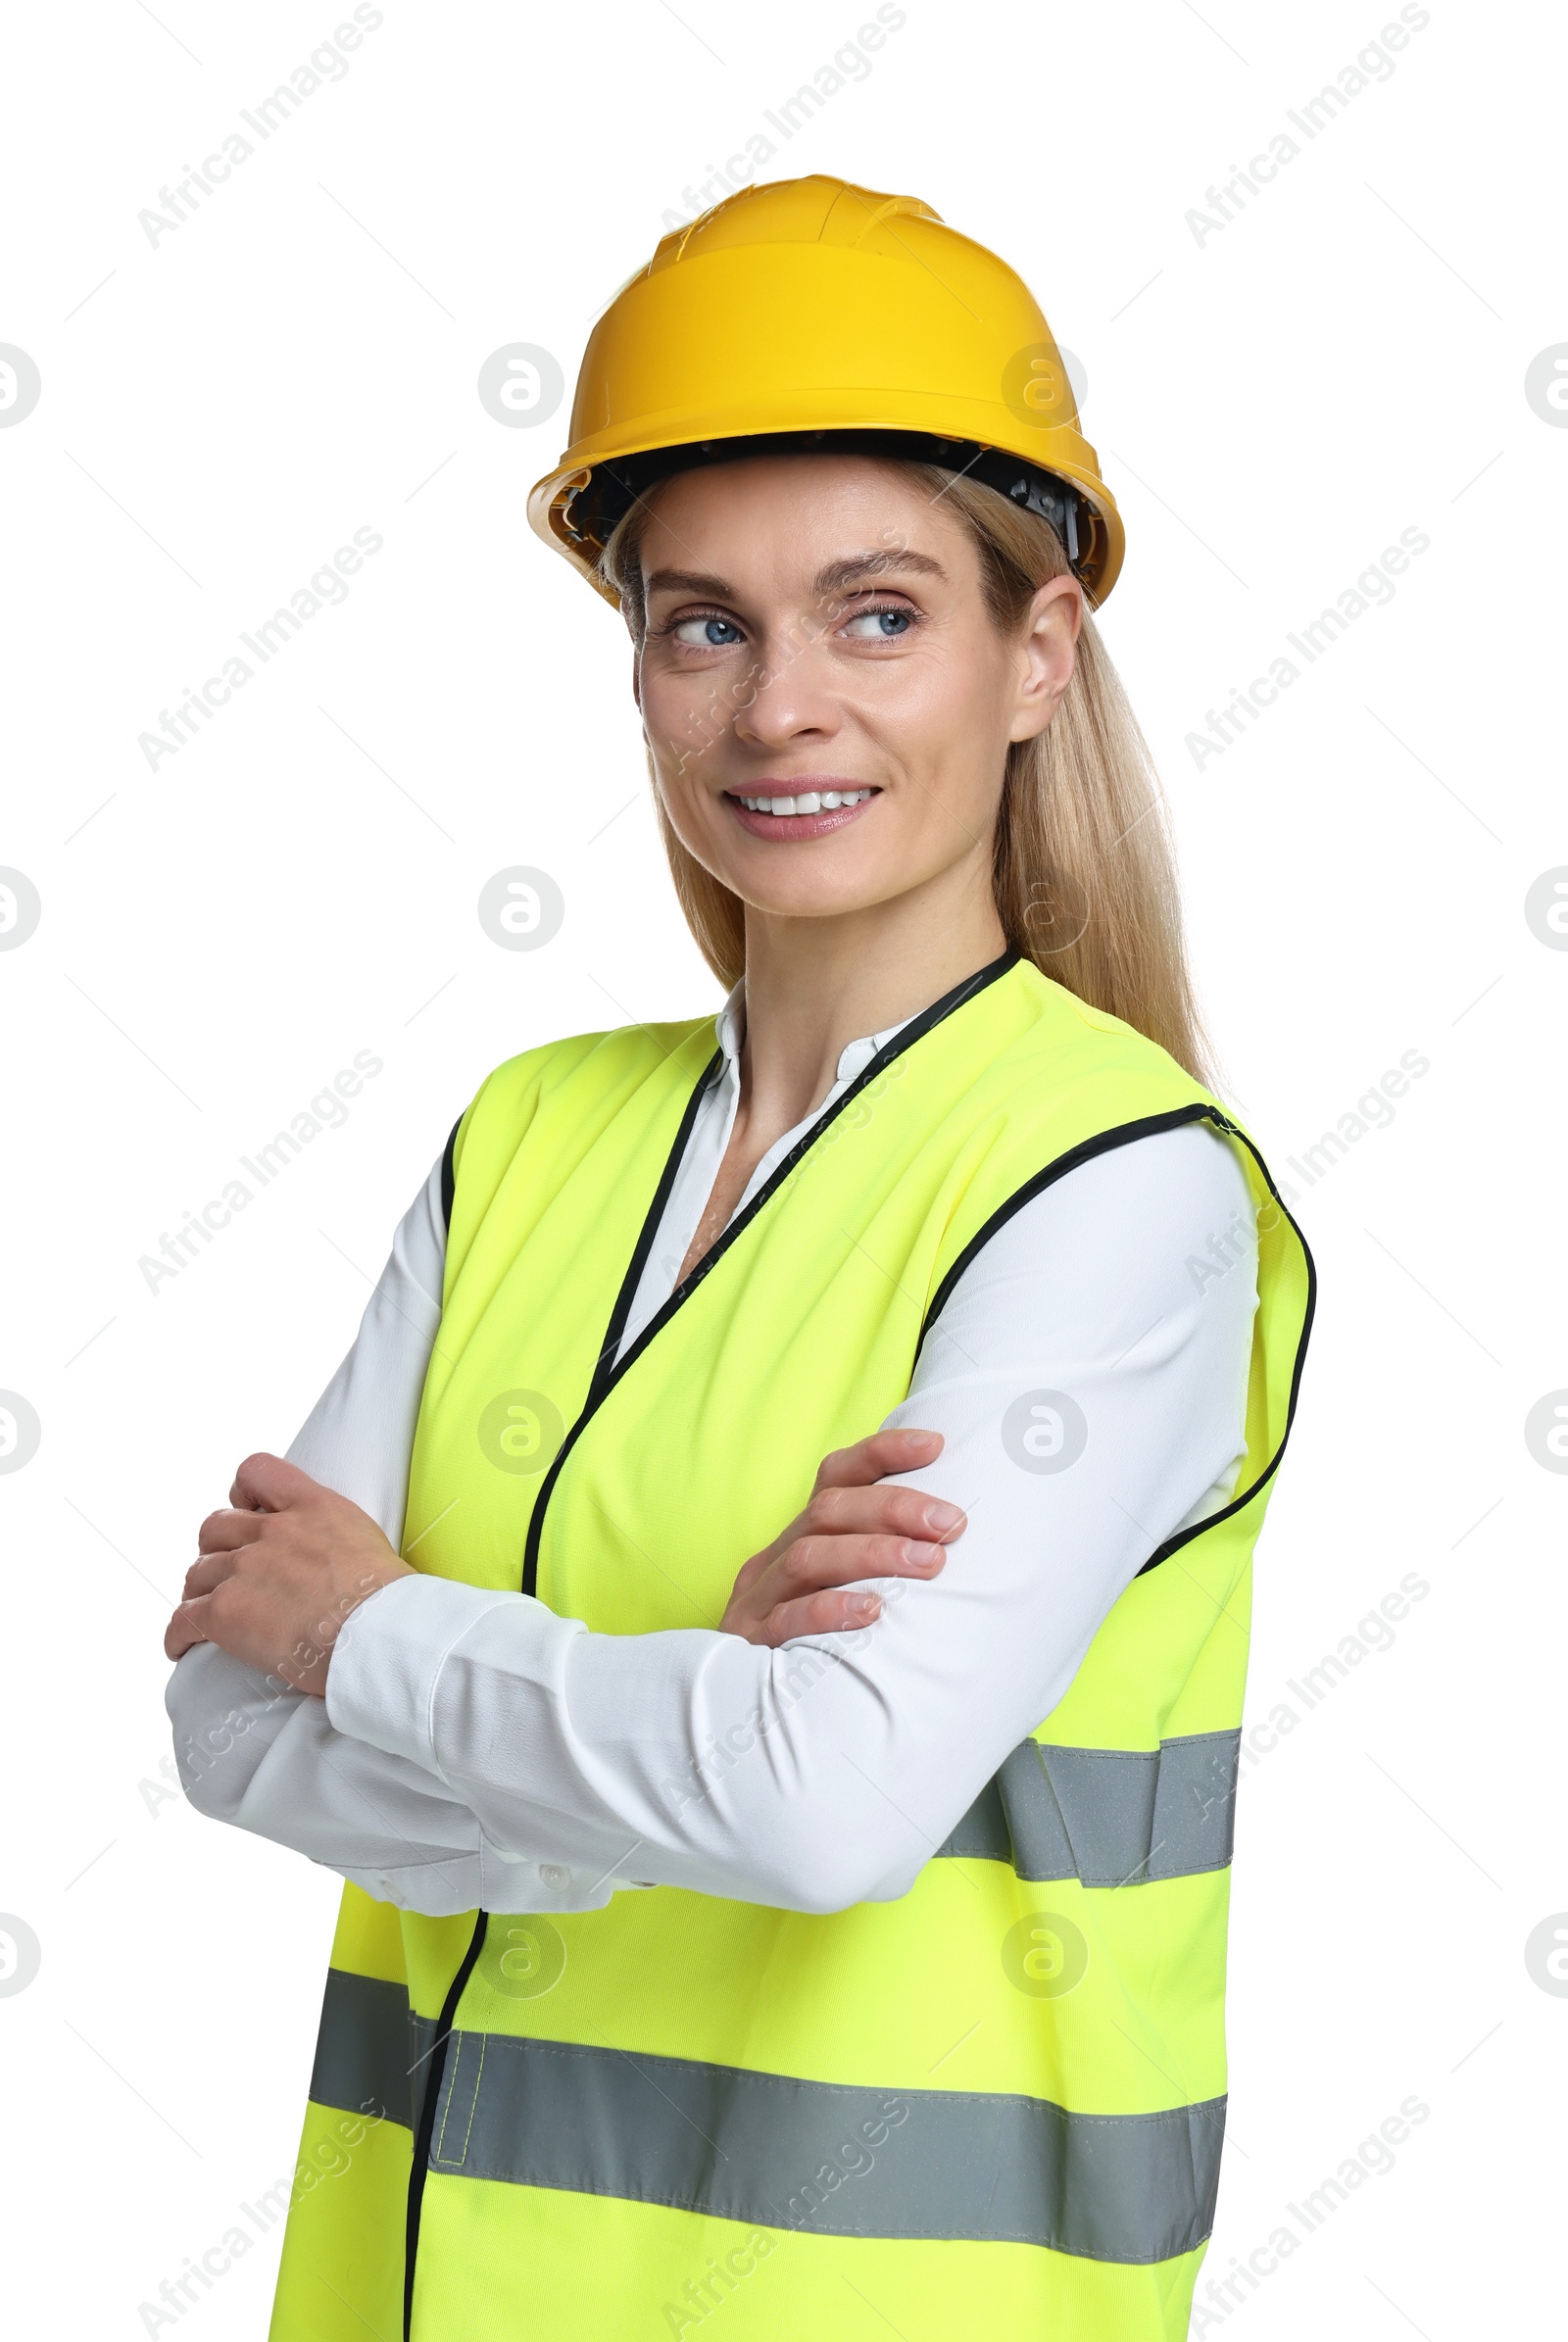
[526,174,1125,606]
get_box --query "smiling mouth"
[731,787,874,815]
[721,785,880,839]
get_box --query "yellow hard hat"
[527,173,1125,608]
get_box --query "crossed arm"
[164,1428,961,1914]
[163,1124,1257,1916]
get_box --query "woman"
[165,175,1313,2342]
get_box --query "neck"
[734,856,1008,1140]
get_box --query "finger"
[164,1595,213,1661]
[802,1483,965,1544]
[182,1548,241,1600]
[725,1547,774,1601]
[751,1470,961,1591]
[228,1451,318,1512]
[779,1531,950,1594]
[758,1586,884,1646]
[813,1428,944,1491]
[196,1506,268,1556]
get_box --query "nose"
[731,633,842,752]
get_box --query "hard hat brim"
[528,424,1124,610]
[528,426,1121,611]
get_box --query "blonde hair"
[600,457,1213,1086]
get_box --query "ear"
[1009,574,1083,745]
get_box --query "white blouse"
[165,988,1259,1918]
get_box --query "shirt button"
[539,1863,569,1890]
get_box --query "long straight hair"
[600,459,1214,1086]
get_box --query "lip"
[722,783,880,843]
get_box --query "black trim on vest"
[520,946,1020,1601]
[1142,1108,1316,1571]
[916,1102,1318,1578]
[403,1910,489,2342]
[589,1047,725,1401]
[438,1116,462,1235]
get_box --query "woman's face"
[632,455,1081,927]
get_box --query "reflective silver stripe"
[423,2025,1224,2263]
[936,1730,1241,1886]
[309,1968,430,2133]
[934,1772,1012,1863]
[310,1971,1225,2260]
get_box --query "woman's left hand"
[720,1428,965,1645]
[163,1452,414,1697]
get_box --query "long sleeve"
[164,1159,560,1915]
[324,1121,1258,1916]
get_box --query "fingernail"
[902,1541,945,1569]
[922,1500,964,1533]
[849,1593,881,1620]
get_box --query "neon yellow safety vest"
[268,951,1313,2342]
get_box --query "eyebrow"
[643,548,950,604]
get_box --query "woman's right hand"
[719,1429,964,1647]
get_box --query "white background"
[2,0,1563,2333]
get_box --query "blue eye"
[844,607,912,639]
[672,614,744,647]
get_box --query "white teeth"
[737,788,870,814]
